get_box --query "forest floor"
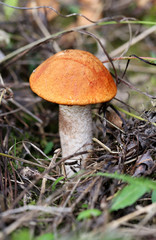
[0,0,156,239]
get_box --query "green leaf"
[3,0,19,20]
[52,176,65,191]
[152,190,156,203]
[35,233,54,240]
[81,203,88,209]
[68,5,80,13]
[93,172,156,211]
[44,141,54,155]
[110,184,149,212]
[96,172,156,191]
[77,209,102,221]
[12,229,31,240]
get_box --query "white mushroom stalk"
[59,105,93,177]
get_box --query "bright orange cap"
[29,49,117,105]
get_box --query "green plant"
[3,0,19,20]
[12,229,31,240]
[96,172,156,211]
[35,232,54,240]
[52,176,65,191]
[77,209,102,220]
[12,229,54,240]
[44,141,54,155]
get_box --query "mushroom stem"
[59,105,93,177]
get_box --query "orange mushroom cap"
[29,49,117,105]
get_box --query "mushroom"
[29,49,117,177]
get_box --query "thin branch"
[0,152,47,169]
[0,1,97,23]
[106,203,156,230]
[0,204,71,218]
[102,56,156,64]
[110,25,156,57]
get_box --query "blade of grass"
[113,105,156,127]
[96,172,156,190]
[0,152,47,169]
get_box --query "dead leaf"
[133,151,155,176]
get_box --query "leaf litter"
[0,1,156,240]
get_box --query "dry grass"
[0,0,156,239]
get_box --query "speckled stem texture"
[59,105,93,177]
